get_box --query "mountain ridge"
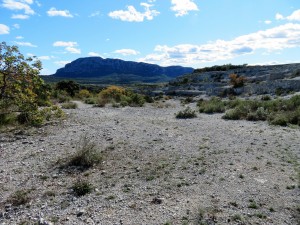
[52,57,194,83]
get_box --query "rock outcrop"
[52,57,193,83]
[166,63,300,96]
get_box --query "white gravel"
[0,99,299,225]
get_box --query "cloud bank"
[108,3,159,22]
[140,23,300,66]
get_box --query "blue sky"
[1,0,300,75]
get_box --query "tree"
[56,80,80,97]
[0,42,49,123]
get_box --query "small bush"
[54,90,71,103]
[0,113,17,126]
[68,135,103,169]
[261,95,271,101]
[144,95,154,103]
[96,95,108,107]
[61,102,78,109]
[78,89,91,99]
[72,179,92,196]
[198,97,225,114]
[17,106,64,126]
[176,107,197,119]
[269,113,289,126]
[84,97,97,105]
[97,86,145,107]
[229,73,246,88]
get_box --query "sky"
[1,0,300,75]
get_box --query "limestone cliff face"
[53,57,194,81]
[166,63,300,96]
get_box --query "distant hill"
[50,57,194,84]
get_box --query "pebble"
[77,209,86,217]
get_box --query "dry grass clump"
[68,135,103,169]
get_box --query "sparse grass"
[105,195,116,200]
[68,135,103,169]
[232,214,243,222]
[286,185,296,190]
[7,190,31,206]
[61,101,78,109]
[72,179,93,196]
[254,213,267,219]
[176,107,197,119]
[248,200,259,209]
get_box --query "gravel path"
[0,99,299,225]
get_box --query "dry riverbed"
[0,99,299,225]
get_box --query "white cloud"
[140,23,300,66]
[54,61,71,66]
[286,9,300,21]
[264,20,272,24]
[170,0,199,17]
[35,1,41,7]
[53,41,81,54]
[47,7,73,18]
[65,46,81,54]
[11,14,29,19]
[13,23,20,29]
[89,11,101,17]
[15,41,37,47]
[114,49,140,56]
[276,9,300,21]
[0,24,10,34]
[276,13,284,20]
[2,0,34,15]
[108,3,159,22]
[53,41,77,47]
[16,35,23,39]
[88,52,102,57]
[38,56,53,60]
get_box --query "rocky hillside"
[165,63,300,96]
[51,57,193,84]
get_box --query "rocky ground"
[0,99,299,225]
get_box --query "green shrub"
[261,95,271,101]
[17,106,64,126]
[144,95,154,103]
[222,108,241,120]
[72,179,92,196]
[198,97,225,113]
[97,86,145,107]
[55,80,80,97]
[176,107,197,119]
[54,90,71,103]
[221,95,300,126]
[84,97,97,105]
[68,135,103,169]
[0,113,17,126]
[78,89,91,99]
[61,102,78,109]
[246,107,268,121]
